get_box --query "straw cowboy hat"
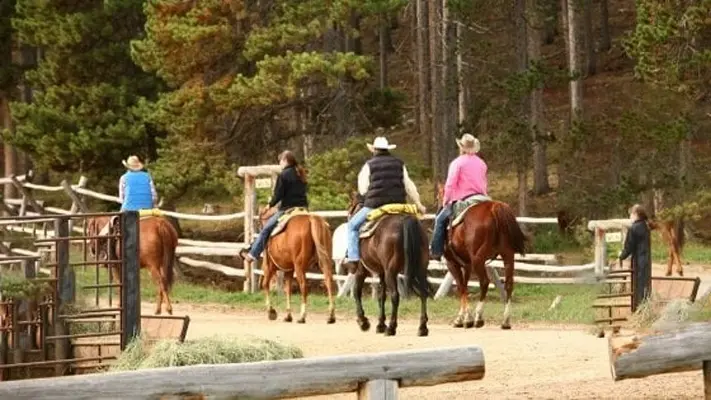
[367,136,397,152]
[456,133,480,153]
[122,155,145,171]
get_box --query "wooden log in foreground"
[0,346,485,400]
[609,322,711,387]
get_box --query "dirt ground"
[145,300,704,400]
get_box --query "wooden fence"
[0,345,485,399]
[0,171,618,299]
[609,322,711,399]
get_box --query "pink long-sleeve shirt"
[443,154,488,205]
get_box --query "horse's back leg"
[147,265,164,315]
[295,268,308,324]
[501,250,515,330]
[384,267,399,336]
[353,266,370,331]
[470,246,491,329]
[376,272,387,334]
[282,269,294,322]
[262,253,278,321]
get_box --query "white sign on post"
[255,178,272,189]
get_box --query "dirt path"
[144,302,704,400]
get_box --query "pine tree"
[7,0,161,183]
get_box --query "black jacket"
[269,166,308,210]
[620,219,652,310]
[363,153,406,209]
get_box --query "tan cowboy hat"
[456,133,480,153]
[122,155,145,171]
[366,136,396,152]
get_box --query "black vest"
[364,153,406,209]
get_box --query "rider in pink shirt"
[430,134,489,260]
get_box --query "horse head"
[435,181,445,213]
[86,216,115,262]
[346,191,364,220]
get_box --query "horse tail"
[492,202,527,255]
[402,215,431,299]
[158,219,177,290]
[675,217,685,250]
[308,215,333,274]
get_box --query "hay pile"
[110,335,303,371]
[630,292,711,332]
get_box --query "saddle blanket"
[450,194,492,228]
[360,203,421,239]
[270,207,310,237]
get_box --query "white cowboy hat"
[367,136,396,152]
[456,133,480,153]
[122,155,145,171]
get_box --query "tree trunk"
[1,97,17,199]
[442,0,458,164]
[528,0,551,194]
[599,0,611,52]
[517,168,528,216]
[378,14,389,90]
[543,0,559,44]
[416,0,431,168]
[566,0,583,119]
[582,0,596,76]
[516,0,529,215]
[428,0,445,183]
[456,22,466,125]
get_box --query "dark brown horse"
[345,193,430,337]
[257,206,336,324]
[436,183,527,329]
[86,215,178,315]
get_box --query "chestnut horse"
[649,219,685,276]
[86,215,178,315]
[435,183,527,329]
[257,207,336,324]
[345,194,430,337]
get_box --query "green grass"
[72,266,600,325]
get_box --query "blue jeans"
[249,210,284,259]
[346,207,373,262]
[430,204,453,257]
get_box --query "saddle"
[359,203,421,239]
[448,194,492,229]
[270,207,310,237]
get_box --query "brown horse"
[435,183,527,329]
[86,215,178,315]
[257,206,336,324]
[345,193,430,337]
[649,219,685,276]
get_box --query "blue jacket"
[120,171,155,211]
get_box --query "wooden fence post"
[53,216,73,376]
[358,379,398,399]
[594,227,607,277]
[121,211,141,349]
[61,177,88,233]
[243,175,255,293]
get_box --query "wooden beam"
[609,322,711,381]
[61,179,89,213]
[0,345,484,399]
[237,165,282,177]
[10,175,44,215]
[121,211,141,349]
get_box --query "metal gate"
[0,212,140,380]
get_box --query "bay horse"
[345,193,430,337]
[435,183,528,329]
[649,219,685,276]
[86,215,178,315]
[257,206,336,324]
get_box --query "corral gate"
[0,212,140,380]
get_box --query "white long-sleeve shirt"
[356,163,423,206]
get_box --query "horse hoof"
[284,315,293,323]
[678,272,684,277]
[452,321,464,328]
[155,310,162,316]
[475,320,485,328]
[358,319,371,332]
[418,327,429,337]
[167,309,173,316]
[297,318,306,324]
[385,327,397,336]
[375,324,387,334]
[665,272,672,277]
[268,309,277,321]
[327,316,336,324]
[464,321,475,329]
[501,323,512,330]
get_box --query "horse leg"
[353,266,370,331]
[665,245,673,277]
[501,252,515,330]
[283,270,293,322]
[446,258,467,328]
[673,245,684,276]
[262,257,278,321]
[147,266,164,315]
[375,272,387,334]
[471,256,489,329]
[321,257,337,325]
[384,269,399,336]
[295,270,308,324]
